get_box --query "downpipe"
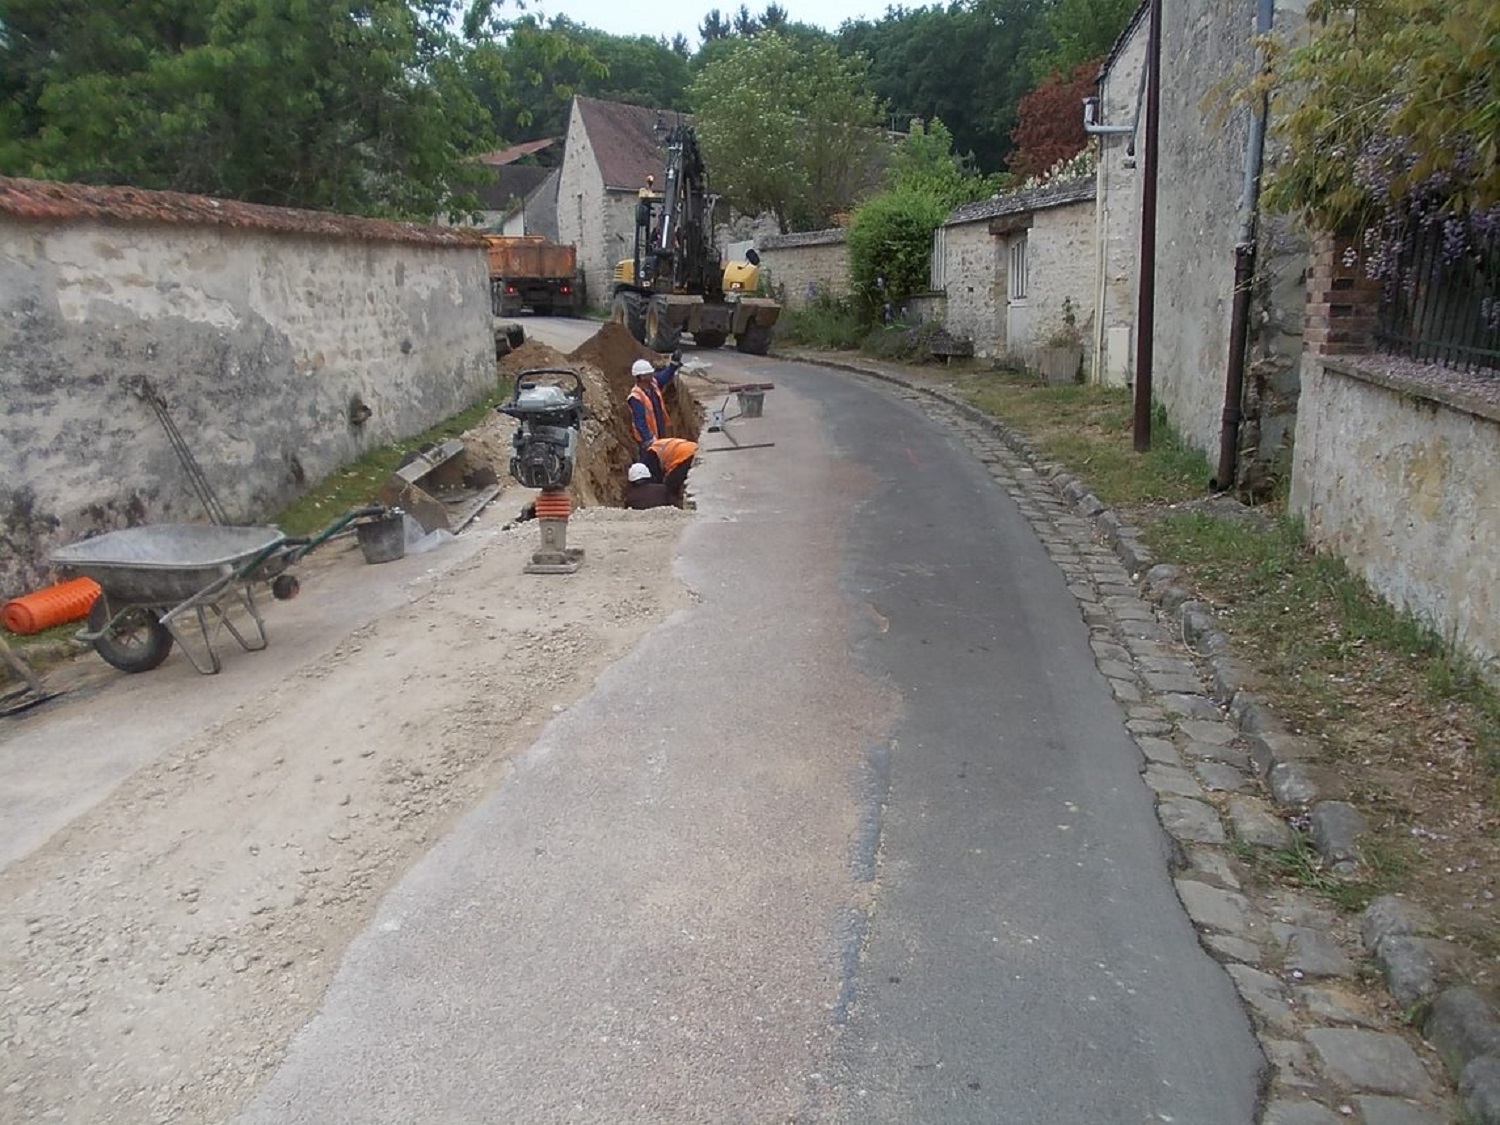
[1215,0,1275,491]
[1216,242,1256,490]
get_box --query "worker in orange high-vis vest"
[644,436,698,505]
[627,351,681,457]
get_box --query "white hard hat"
[627,462,652,483]
[631,359,655,378]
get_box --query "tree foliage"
[688,32,882,233]
[838,0,1048,175]
[471,16,689,144]
[1261,0,1500,229]
[1007,60,1097,179]
[0,0,498,218]
[1028,0,1138,81]
[846,189,949,314]
[887,118,1001,208]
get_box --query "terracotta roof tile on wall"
[575,96,688,192]
[477,138,557,166]
[0,175,486,248]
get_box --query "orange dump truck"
[484,235,578,317]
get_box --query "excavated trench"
[490,322,704,509]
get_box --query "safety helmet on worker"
[627,462,652,483]
[631,359,655,378]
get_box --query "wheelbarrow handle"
[281,505,391,563]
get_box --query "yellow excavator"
[610,123,780,355]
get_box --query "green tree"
[689,31,882,232]
[465,16,603,143]
[1028,0,1138,81]
[699,9,733,40]
[470,16,689,144]
[887,117,1001,207]
[846,189,949,314]
[838,0,1047,174]
[0,0,498,218]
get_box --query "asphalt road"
[240,324,1264,1123]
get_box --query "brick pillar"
[1303,231,1382,356]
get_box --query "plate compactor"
[497,368,587,575]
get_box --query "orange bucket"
[3,577,103,635]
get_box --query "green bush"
[859,320,948,362]
[777,288,867,350]
[846,188,948,315]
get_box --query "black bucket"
[356,512,407,564]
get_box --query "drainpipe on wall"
[1132,0,1163,452]
[1215,0,1276,490]
[1082,98,1137,137]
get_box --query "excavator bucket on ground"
[376,438,502,536]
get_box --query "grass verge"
[272,389,506,536]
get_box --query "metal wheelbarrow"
[50,506,388,675]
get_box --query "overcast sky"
[516,0,890,45]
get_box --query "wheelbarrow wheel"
[88,599,174,673]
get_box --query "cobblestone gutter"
[805,353,1500,1125]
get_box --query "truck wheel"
[693,330,727,349]
[88,598,174,673]
[533,303,552,317]
[735,324,772,356]
[646,298,681,353]
[611,293,646,343]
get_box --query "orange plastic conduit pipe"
[3,577,102,635]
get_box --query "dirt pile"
[567,322,706,442]
[462,325,703,510]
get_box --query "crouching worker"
[624,462,672,510]
[645,436,698,505]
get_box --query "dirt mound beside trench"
[462,324,703,510]
[567,322,706,450]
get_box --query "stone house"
[932,177,1096,368]
[1091,0,1500,676]
[556,96,678,310]
[1092,0,1308,484]
[434,140,560,238]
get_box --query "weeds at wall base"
[273,383,510,537]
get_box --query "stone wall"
[1017,201,1096,366]
[1154,0,1308,474]
[0,178,493,598]
[757,230,849,308]
[1291,359,1500,676]
[940,221,1005,356]
[939,196,1095,364]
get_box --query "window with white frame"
[1008,234,1028,300]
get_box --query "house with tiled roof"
[556,96,687,308]
[469,164,560,239]
[931,176,1097,369]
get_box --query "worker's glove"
[670,349,682,364]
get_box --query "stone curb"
[795,352,1500,1124]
